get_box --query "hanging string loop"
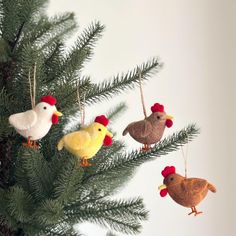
[138,68,147,119]
[181,131,189,178]
[77,81,86,127]
[28,63,37,108]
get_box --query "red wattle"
[160,189,168,197]
[103,135,113,146]
[52,114,59,124]
[165,119,173,128]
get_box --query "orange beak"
[166,115,173,120]
[53,110,63,117]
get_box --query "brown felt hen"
[159,166,216,216]
[122,103,173,150]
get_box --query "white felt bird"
[9,95,62,148]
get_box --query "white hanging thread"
[28,63,37,108]
[181,132,189,178]
[77,81,86,127]
[138,68,147,119]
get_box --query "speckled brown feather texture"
[122,111,168,145]
[163,173,216,214]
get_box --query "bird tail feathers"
[208,183,216,193]
[122,127,129,136]
[57,138,64,151]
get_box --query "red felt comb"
[151,103,164,113]
[161,166,176,178]
[41,95,57,106]
[94,115,109,126]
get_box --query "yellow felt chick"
[57,115,113,167]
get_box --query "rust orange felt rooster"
[158,166,216,216]
[123,103,173,151]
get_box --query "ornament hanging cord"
[181,132,189,178]
[77,81,86,126]
[28,63,37,108]
[138,68,147,119]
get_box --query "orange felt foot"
[80,158,93,167]
[32,141,39,150]
[188,207,203,216]
[23,137,37,149]
[140,144,151,152]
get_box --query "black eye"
[157,116,160,119]
[43,106,47,110]
[98,128,102,131]
[170,177,174,181]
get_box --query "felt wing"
[181,178,208,195]
[9,110,37,130]
[124,120,152,138]
[64,130,91,150]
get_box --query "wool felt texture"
[122,103,173,146]
[57,115,113,166]
[9,95,62,141]
[159,166,216,216]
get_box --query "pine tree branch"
[56,21,105,87]
[33,199,64,226]
[5,186,33,223]
[85,57,163,105]
[11,21,25,53]
[53,157,84,204]
[83,124,199,184]
[65,198,147,234]
[82,140,126,181]
[106,102,127,122]
[26,13,76,46]
[107,232,118,236]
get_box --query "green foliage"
[106,232,118,236]
[65,198,148,234]
[85,57,163,106]
[107,102,127,122]
[0,0,199,235]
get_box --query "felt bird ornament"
[158,166,216,216]
[122,103,173,151]
[57,115,113,167]
[9,95,62,148]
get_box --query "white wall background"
[48,1,236,236]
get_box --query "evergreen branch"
[11,21,25,52]
[106,102,127,122]
[107,232,118,236]
[65,198,147,234]
[82,140,126,181]
[83,124,199,183]
[42,41,65,86]
[53,157,84,204]
[56,76,92,111]
[39,23,76,51]
[33,199,64,226]
[45,226,82,236]
[27,13,76,45]
[72,21,105,53]
[5,186,33,223]
[57,21,105,83]
[85,57,163,105]
[0,86,15,115]
[15,147,55,201]
[1,0,47,43]
[0,117,12,140]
